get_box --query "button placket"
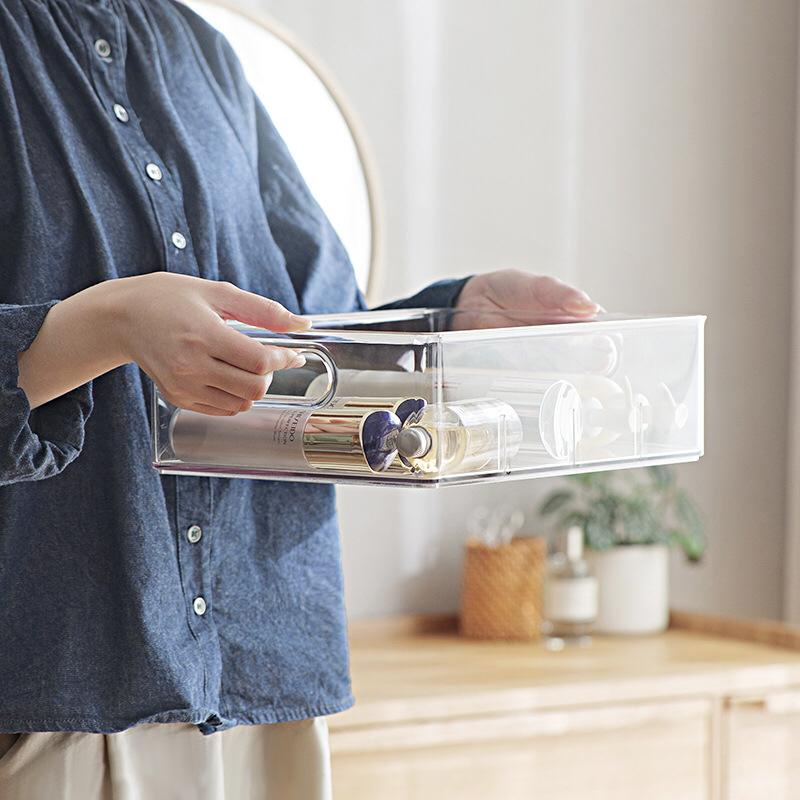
[174,477,221,711]
[77,0,221,712]
[177,509,211,625]
[82,6,193,272]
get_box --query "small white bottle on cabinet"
[542,527,599,649]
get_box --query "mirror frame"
[190,0,383,303]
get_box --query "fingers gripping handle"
[251,339,338,410]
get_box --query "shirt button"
[145,163,163,182]
[187,524,202,544]
[171,231,187,250]
[94,38,112,58]
[113,103,129,123]
[193,596,207,616]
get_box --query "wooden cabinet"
[333,699,711,800]
[724,690,800,800]
[330,615,800,800]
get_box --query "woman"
[0,0,599,796]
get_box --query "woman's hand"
[113,274,310,416]
[18,274,311,415]
[455,269,601,327]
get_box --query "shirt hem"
[0,694,355,735]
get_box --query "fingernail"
[563,298,599,315]
[290,314,313,330]
[288,353,306,368]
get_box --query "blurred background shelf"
[330,612,800,799]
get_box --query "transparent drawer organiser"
[152,308,705,487]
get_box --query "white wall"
[235,0,798,619]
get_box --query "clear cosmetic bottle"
[395,399,523,476]
[542,527,598,650]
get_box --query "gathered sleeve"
[0,302,93,486]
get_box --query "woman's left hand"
[455,269,601,326]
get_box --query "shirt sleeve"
[0,302,93,486]
[251,95,471,313]
[371,277,472,312]
[252,95,363,312]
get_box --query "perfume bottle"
[542,527,598,649]
[169,404,405,474]
[395,399,523,475]
[307,371,586,462]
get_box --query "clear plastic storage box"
[152,309,705,487]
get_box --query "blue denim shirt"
[0,0,467,734]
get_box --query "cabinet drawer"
[331,699,712,800]
[724,689,800,799]
[153,309,704,487]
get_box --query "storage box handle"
[250,339,338,410]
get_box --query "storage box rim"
[230,311,706,344]
[154,449,702,487]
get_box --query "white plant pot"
[586,544,669,635]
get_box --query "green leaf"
[569,471,607,490]
[648,464,675,491]
[674,488,704,536]
[618,496,663,545]
[670,529,705,563]
[539,490,574,517]
[585,516,615,550]
[596,495,621,526]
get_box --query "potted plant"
[539,465,704,635]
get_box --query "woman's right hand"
[112,273,311,416]
[17,273,311,414]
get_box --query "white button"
[113,103,129,123]
[171,231,187,250]
[193,596,207,616]
[94,38,112,58]
[145,163,163,181]
[187,524,202,544]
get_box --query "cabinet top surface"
[330,623,800,730]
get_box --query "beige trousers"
[0,718,331,800]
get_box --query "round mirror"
[186,0,378,297]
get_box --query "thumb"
[213,283,312,332]
[532,276,598,316]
